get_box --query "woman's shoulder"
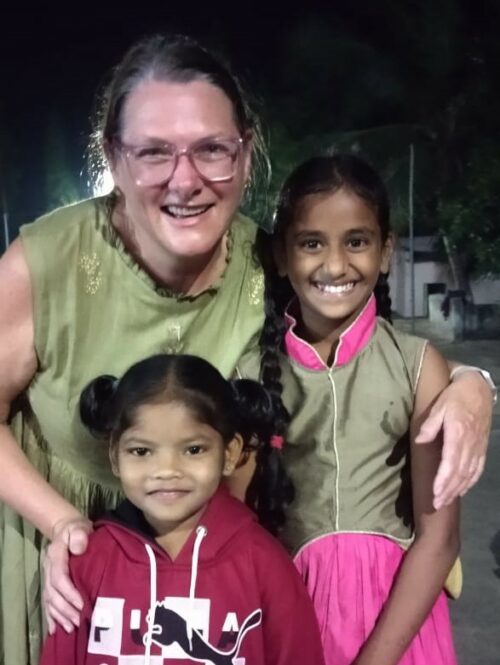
[20,196,108,241]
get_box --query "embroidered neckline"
[99,195,235,301]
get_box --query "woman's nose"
[165,153,203,199]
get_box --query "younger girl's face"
[111,401,242,553]
[278,188,393,342]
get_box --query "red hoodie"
[40,487,325,664]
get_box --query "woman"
[0,34,494,665]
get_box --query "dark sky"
[0,2,389,143]
[1,3,378,221]
[1,1,498,229]
[0,5,311,220]
[0,6,302,131]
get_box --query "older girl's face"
[110,79,252,261]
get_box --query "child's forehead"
[290,188,379,231]
[127,401,213,436]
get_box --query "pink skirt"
[294,533,457,665]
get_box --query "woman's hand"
[43,516,93,634]
[415,370,493,509]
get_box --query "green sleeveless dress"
[0,196,264,665]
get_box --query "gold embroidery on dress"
[164,324,183,354]
[248,271,264,306]
[78,253,103,295]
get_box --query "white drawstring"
[187,526,207,651]
[144,543,158,665]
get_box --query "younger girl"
[40,354,324,665]
[238,154,459,665]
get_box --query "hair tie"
[270,435,284,450]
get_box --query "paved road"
[450,418,500,665]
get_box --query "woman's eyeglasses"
[115,136,244,186]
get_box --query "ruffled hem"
[15,417,122,519]
[294,532,457,665]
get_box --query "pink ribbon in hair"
[270,435,284,450]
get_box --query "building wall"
[389,248,451,317]
[470,279,500,305]
[389,246,500,317]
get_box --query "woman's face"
[110,79,252,260]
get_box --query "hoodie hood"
[98,485,256,566]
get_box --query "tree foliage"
[256,1,500,276]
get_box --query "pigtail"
[374,272,393,324]
[242,228,295,534]
[230,378,294,535]
[79,375,119,438]
[254,228,291,415]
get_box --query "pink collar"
[284,295,377,370]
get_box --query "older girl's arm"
[353,344,460,665]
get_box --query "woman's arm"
[0,240,92,631]
[353,344,460,665]
[416,358,494,508]
[0,239,84,533]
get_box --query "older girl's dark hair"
[88,33,269,197]
[255,153,393,420]
[80,354,293,535]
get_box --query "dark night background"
[1,1,500,275]
[1,5,500,662]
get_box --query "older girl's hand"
[42,516,93,634]
[415,370,493,509]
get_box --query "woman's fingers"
[43,517,92,630]
[418,372,493,508]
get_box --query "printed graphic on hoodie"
[88,594,262,663]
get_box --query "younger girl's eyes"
[185,445,205,456]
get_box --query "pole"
[1,183,9,250]
[409,144,415,333]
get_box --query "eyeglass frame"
[112,135,246,185]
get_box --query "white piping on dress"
[328,372,341,531]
